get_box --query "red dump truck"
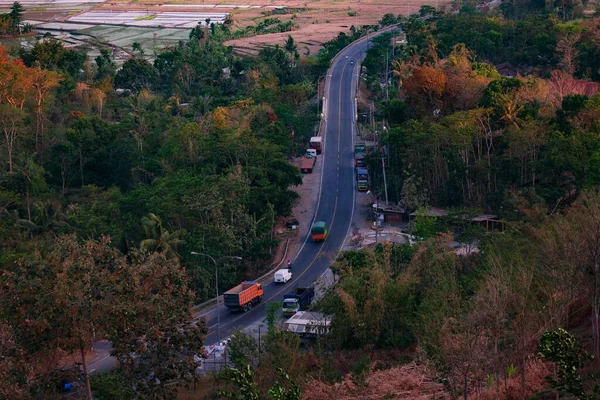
[223,281,264,312]
[300,156,316,173]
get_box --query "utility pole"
[382,154,389,205]
[385,50,389,101]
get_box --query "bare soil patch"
[91,0,451,56]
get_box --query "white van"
[274,269,292,283]
[306,149,317,158]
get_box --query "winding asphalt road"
[200,33,382,346]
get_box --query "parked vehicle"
[282,287,315,317]
[274,269,292,283]
[354,143,366,153]
[311,221,328,242]
[300,156,316,173]
[310,136,322,154]
[356,168,369,191]
[223,281,264,312]
[306,149,317,158]
[354,151,366,169]
[282,311,331,338]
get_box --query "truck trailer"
[300,156,316,173]
[223,281,264,312]
[282,311,331,338]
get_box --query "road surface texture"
[200,31,387,347]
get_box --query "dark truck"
[354,143,367,169]
[224,281,264,312]
[282,287,315,317]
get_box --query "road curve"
[200,32,383,345]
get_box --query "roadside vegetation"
[0,11,327,398]
[3,0,600,398]
[306,4,600,399]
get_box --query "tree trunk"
[593,263,599,361]
[4,130,13,174]
[79,342,93,400]
[463,373,468,400]
[61,162,67,196]
[520,358,526,400]
[26,185,31,221]
[79,148,84,187]
[7,144,12,174]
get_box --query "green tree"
[132,41,144,56]
[13,153,47,222]
[219,365,260,400]
[189,22,205,42]
[379,13,397,26]
[114,57,157,92]
[91,371,136,400]
[21,39,86,79]
[284,35,297,58]
[537,328,590,398]
[95,49,116,80]
[9,2,23,34]
[140,212,184,258]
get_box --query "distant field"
[8,0,451,59]
[93,0,450,56]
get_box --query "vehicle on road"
[223,281,263,312]
[282,287,315,317]
[274,269,292,283]
[354,149,366,169]
[311,221,328,242]
[300,156,316,173]
[309,136,322,154]
[306,148,317,158]
[356,168,369,191]
[282,311,331,338]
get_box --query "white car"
[274,269,292,283]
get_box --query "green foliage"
[320,245,417,350]
[537,328,594,398]
[114,57,157,91]
[91,371,136,400]
[95,49,117,80]
[228,330,261,369]
[266,301,280,332]
[379,13,397,26]
[218,365,260,400]
[267,368,302,400]
[219,365,301,400]
[411,207,438,242]
[21,39,87,79]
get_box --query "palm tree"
[284,35,297,57]
[140,213,184,258]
